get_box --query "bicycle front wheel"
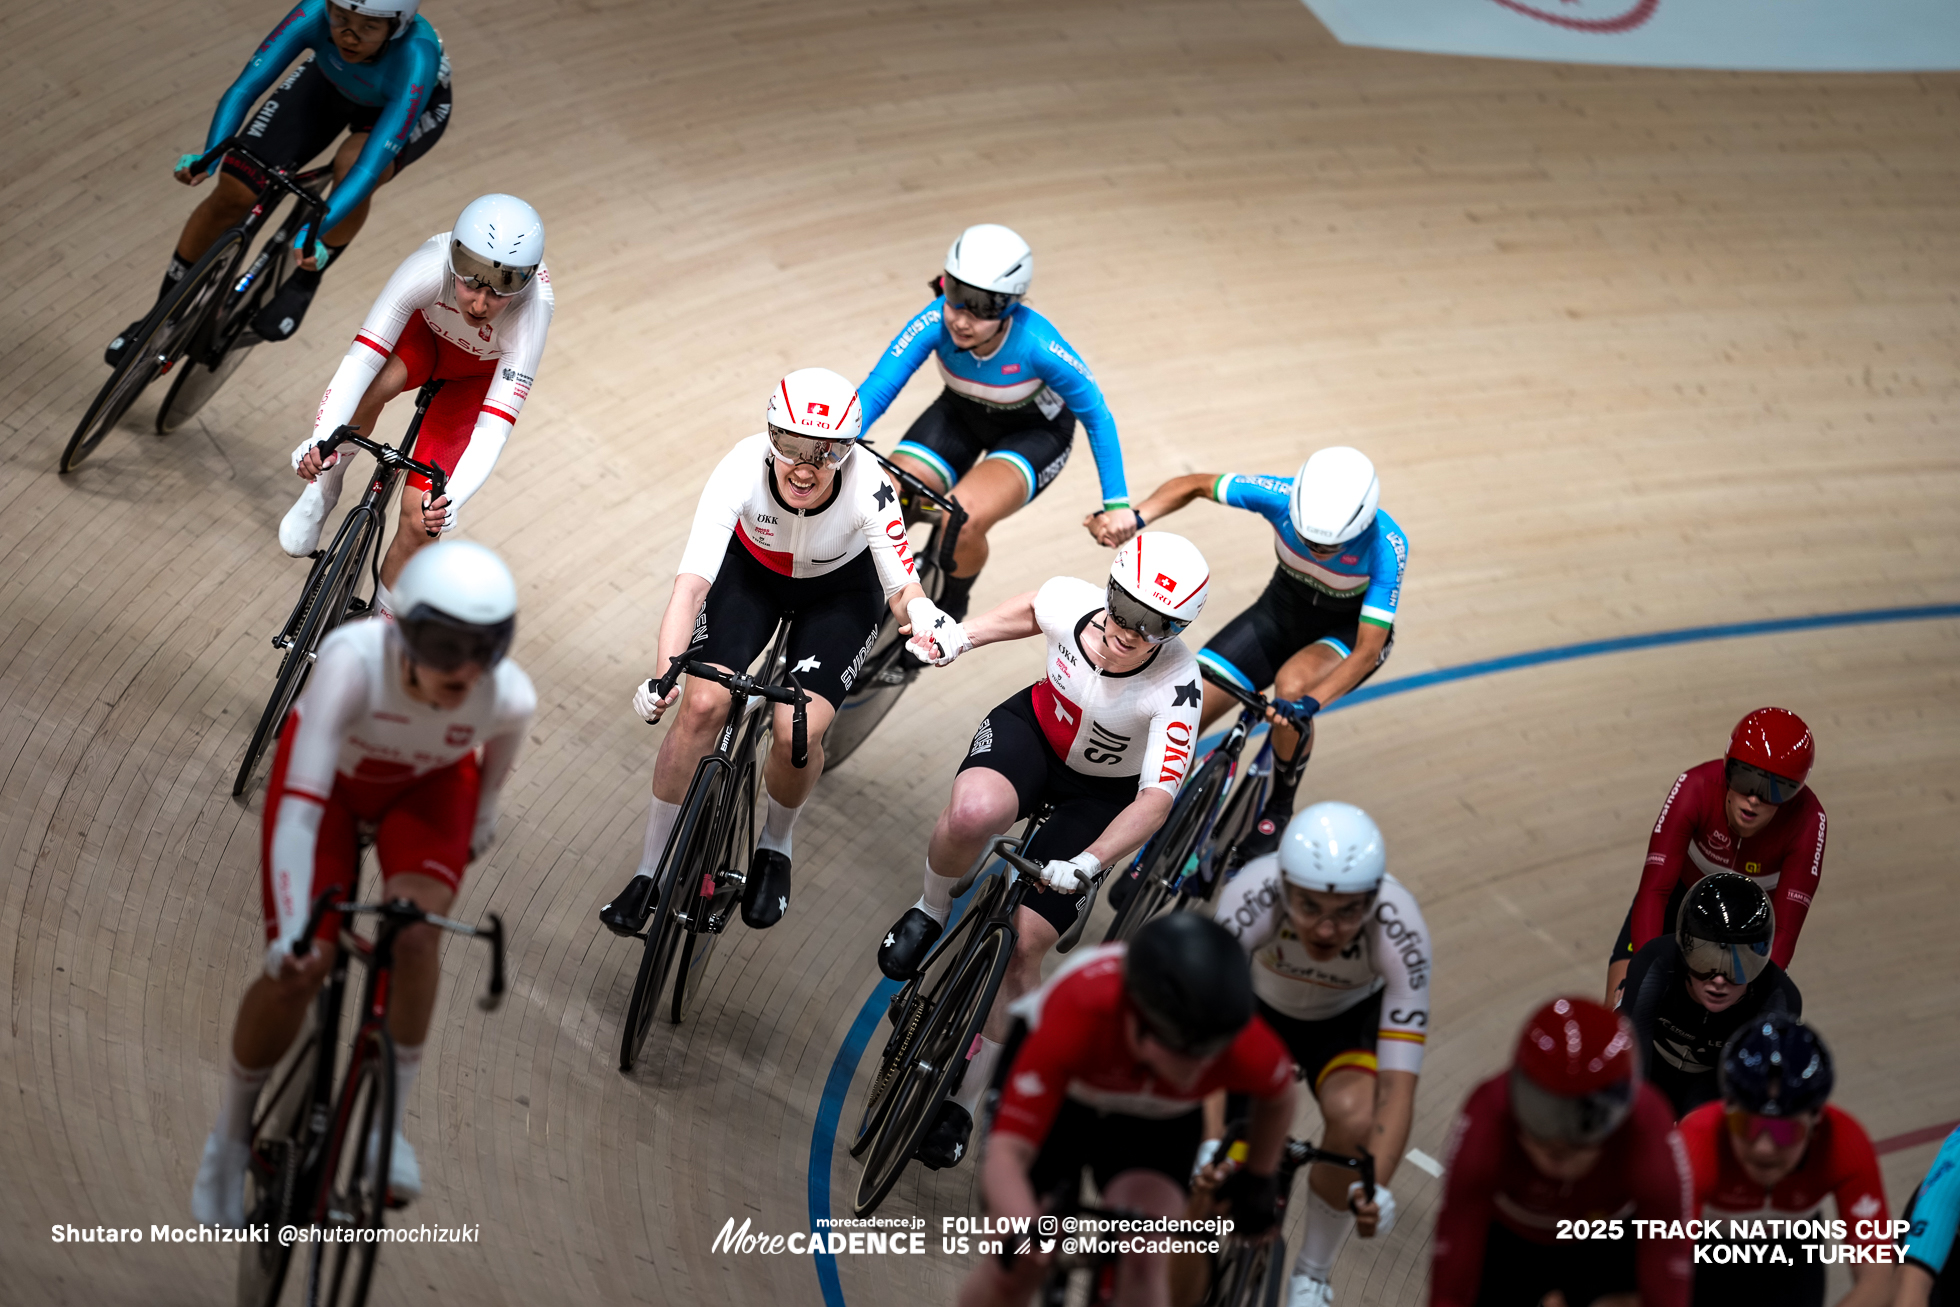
[671,718,766,1024]
[620,770,722,1070]
[307,1027,395,1307]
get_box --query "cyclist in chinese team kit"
[964,914,1299,1307]
[874,532,1211,1169]
[599,369,956,936]
[1124,446,1407,865]
[1430,997,1694,1307]
[107,0,451,364]
[192,541,534,1225]
[1210,802,1432,1307]
[1605,707,1826,1006]
[1681,1015,1896,1307]
[280,194,552,603]
[856,224,1138,631]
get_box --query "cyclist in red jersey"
[1682,1014,1895,1307]
[1431,998,1694,1307]
[968,915,1298,1307]
[1605,707,1825,1006]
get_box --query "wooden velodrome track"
[5,0,1959,1302]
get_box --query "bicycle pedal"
[307,549,325,560]
[346,596,370,615]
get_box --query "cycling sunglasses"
[449,241,535,297]
[1134,1007,1238,1062]
[397,608,515,673]
[933,274,1018,322]
[766,424,853,469]
[1726,1109,1811,1148]
[1725,758,1804,806]
[1682,940,1772,986]
[1104,581,1189,645]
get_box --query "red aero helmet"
[1509,997,1639,1146]
[1725,707,1814,805]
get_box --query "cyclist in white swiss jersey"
[872,532,1211,1171]
[599,369,958,937]
[1210,802,1432,1307]
[191,542,534,1227]
[279,193,553,610]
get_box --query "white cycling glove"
[264,935,317,981]
[289,435,340,474]
[905,597,972,668]
[1191,1138,1223,1179]
[1349,1180,1396,1236]
[422,489,457,533]
[1038,850,1101,893]
[633,676,681,724]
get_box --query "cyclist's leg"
[938,416,1073,617]
[379,365,493,590]
[889,391,988,614]
[1092,1109,1206,1305]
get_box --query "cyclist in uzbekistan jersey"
[873,533,1209,1172]
[1899,1125,1960,1306]
[280,194,552,603]
[191,541,533,1227]
[1126,446,1407,867]
[599,370,955,937]
[1211,802,1431,1307]
[107,0,450,364]
[856,224,1135,630]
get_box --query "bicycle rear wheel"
[236,1022,322,1307]
[822,634,914,768]
[1105,751,1230,943]
[307,1027,395,1307]
[853,922,1010,1216]
[63,229,244,471]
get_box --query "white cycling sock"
[374,582,395,616]
[636,795,683,879]
[919,856,958,920]
[217,1054,272,1147]
[954,1036,1003,1117]
[1294,1185,1354,1280]
[392,1040,423,1139]
[756,795,802,858]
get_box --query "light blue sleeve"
[1215,473,1294,532]
[317,36,439,234]
[858,302,944,434]
[205,2,323,156]
[1027,317,1127,508]
[1360,511,1409,628]
[1904,1129,1960,1276]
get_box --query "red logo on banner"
[1488,0,1658,33]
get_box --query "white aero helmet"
[1279,802,1386,895]
[765,367,862,467]
[449,194,544,296]
[942,224,1032,319]
[1106,531,1209,644]
[391,540,519,671]
[330,0,422,39]
[1289,446,1380,547]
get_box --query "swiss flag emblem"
[807,401,830,416]
[445,724,475,747]
[1155,573,1177,591]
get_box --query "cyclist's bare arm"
[979,1131,1044,1226]
[1127,471,1218,526]
[1081,788,1173,870]
[1361,1069,1418,1201]
[1300,621,1391,708]
[658,574,714,668]
[959,590,1041,647]
[1245,1079,1298,1179]
[295,353,411,480]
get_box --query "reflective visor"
[939,274,1017,321]
[766,424,852,468]
[1726,1109,1811,1147]
[1681,932,1772,985]
[1509,1068,1635,1146]
[1725,758,1803,805]
[450,241,535,296]
[1104,580,1188,645]
[397,608,514,672]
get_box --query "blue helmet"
[1719,1013,1834,1117]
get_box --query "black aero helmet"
[1124,913,1254,1059]
[1676,872,1774,985]
[1720,1012,1834,1117]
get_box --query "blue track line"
[804,600,1960,1305]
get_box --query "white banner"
[1302,0,1960,72]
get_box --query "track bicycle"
[63,138,331,472]
[818,447,967,768]
[238,880,506,1307]
[1198,1121,1375,1307]
[1102,671,1303,943]
[232,383,448,798]
[850,810,1110,1216]
[1031,1195,1146,1307]
[616,632,811,1072]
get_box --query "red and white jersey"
[1027,577,1201,797]
[677,435,917,596]
[991,944,1294,1142]
[1680,1103,1890,1242]
[311,232,554,510]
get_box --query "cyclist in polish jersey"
[280,194,552,607]
[191,542,534,1228]
[857,224,1137,631]
[1211,802,1429,1307]
[874,533,1209,1172]
[599,369,957,937]
[1126,447,1406,863]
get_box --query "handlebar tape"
[788,675,809,769]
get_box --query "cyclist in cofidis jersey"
[280,194,551,599]
[873,533,1209,1172]
[191,542,533,1228]
[599,370,957,937]
[1126,447,1407,863]
[107,0,450,364]
[856,224,1136,632]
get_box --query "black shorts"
[694,539,886,711]
[1473,1219,1638,1307]
[1198,567,1394,694]
[1609,879,1687,963]
[1256,992,1383,1094]
[894,389,1075,505]
[1028,1097,1203,1200]
[958,686,1137,936]
[221,57,452,196]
